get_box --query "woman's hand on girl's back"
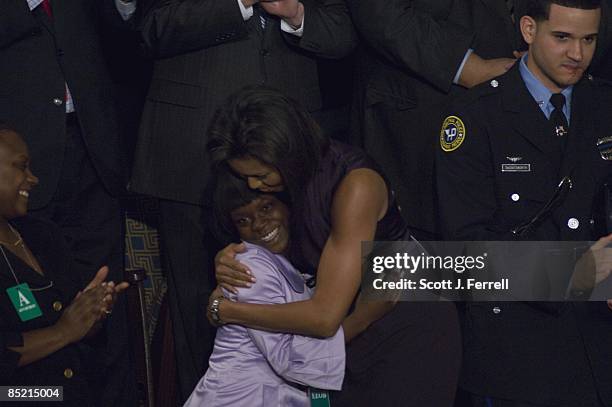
[215,242,255,293]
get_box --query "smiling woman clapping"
[0,124,128,406]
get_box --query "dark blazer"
[348,0,525,238]
[131,0,357,204]
[593,0,612,80]
[436,64,612,406]
[0,0,129,209]
[0,217,90,405]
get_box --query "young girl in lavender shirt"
[184,172,344,407]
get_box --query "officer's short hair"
[525,0,601,21]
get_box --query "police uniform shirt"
[435,61,612,406]
[436,63,612,242]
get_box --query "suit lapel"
[502,66,554,160]
[262,14,278,46]
[560,78,594,177]
[248,5,264,38]
[32,5,54,37]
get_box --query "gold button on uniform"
[64,368,74,379]
[52,301,63,312]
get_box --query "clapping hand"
[79,266,129,315]
[260,0,304,29]
[572,235,612,293]
[56,285,109,344]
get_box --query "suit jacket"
[593,0,612,80]
[131,0,357,204]
[0,0,129,209]
[436,64,612,406]
[184,243,345,407]
[348,0,525,237]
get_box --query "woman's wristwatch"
[209,296,225,324]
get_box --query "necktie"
[41,0,52,18]
[255,5,267,30]
[549,93,568,138]
[549,93,569,174]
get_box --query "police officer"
[436,1,612,406]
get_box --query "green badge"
[6,283,42,321]
[309,388,331,407]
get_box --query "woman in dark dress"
[0,126,127,405]
[207,87,461,406]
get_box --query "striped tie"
[258,6,267,29]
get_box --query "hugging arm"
[217,169,389,338]
[236,256,345,389]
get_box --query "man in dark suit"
[0,1,137,405]
[348,0,525,239]
[437,1,612,405]
[131,0,357,400]
[593,0,612,78]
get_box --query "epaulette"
[586,73,612,87]
[452,78,503,109]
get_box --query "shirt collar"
[519,54,573,119]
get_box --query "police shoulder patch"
[440,115,466,152]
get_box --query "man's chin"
[559,69,585,85]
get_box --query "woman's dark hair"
[207,86,330,203]
[211,170,261,244]
[524,0,601,21]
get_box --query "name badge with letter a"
[6,283,43,321]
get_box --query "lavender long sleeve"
[184,243,345,407]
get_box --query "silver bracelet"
[209,296,225,324]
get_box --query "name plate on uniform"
[501,163,531,172]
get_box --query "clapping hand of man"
[571,234,612,307]
[260,0,304,29]
[458,52,518,88]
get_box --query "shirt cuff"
[453,48,474,85]
[115,0,137,21]
[237,0,254,21]
[26,0,43,12]
[280,16,304,37]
